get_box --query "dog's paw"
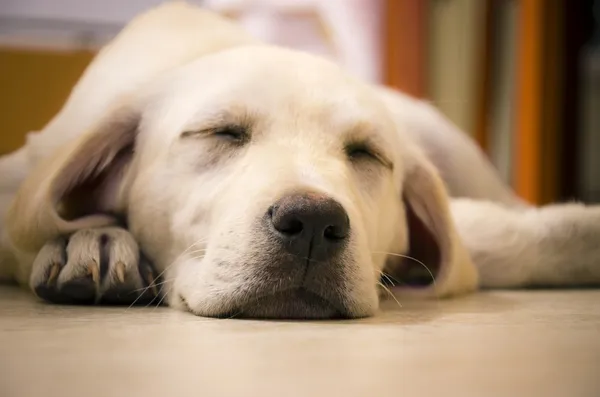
[30,227,160,305]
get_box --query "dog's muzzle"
[235,191,353,319]
[268,192,350,262]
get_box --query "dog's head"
[9,44,477,319]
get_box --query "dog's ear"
[388,146,479,298]
[7,106,139,253]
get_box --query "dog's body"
[1,3,599,318]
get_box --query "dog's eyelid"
[180,123,250,141]
[345,140,393,169]
[180,129,206,138]
[181,107,255,138]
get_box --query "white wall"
[0,0,382,83]
[0,0,167,24]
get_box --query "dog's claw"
[47,263,61,286]
[31,227,157,306]
[115,261,126,283]
[88,261,99,284]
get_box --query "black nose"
[268,193,350,261]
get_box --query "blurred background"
[0,0,599,205]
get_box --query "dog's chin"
[235,289,349,320]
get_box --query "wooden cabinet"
[0,48,94,155]
[383,0,598,205]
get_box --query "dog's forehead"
[151,46,387,125]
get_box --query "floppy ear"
[388,146,479,298]
[6,106,139,254]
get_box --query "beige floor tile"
[1,286,599,397]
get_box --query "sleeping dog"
[1,2,599,318]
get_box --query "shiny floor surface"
[1,287,599,397]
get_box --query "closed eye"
[345,142,392,169]
[346,143,376,160]
[212,125,248,142]
[181,124,249,145]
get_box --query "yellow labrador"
[1,3,599,318]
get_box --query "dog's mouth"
[181,288,349,320]
[235,288,348,320]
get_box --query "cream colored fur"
[1,2,599,318]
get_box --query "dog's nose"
[269,193,350,261]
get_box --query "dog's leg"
[450,199,600,288]
[30,227,160,305]
[0,147,30,280]
[0,147,31,193]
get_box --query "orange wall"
[0,48,94,154]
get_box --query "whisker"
[128,237,209,309]
[382,271,405,287]
[185,254,209,261]
[144,286,162,308]
[128,262,173,309]
[131,278,173,293]
[372,251,437,287]
[379,272,396,287]
[377,281,402,308]
[185,248,209,255]
[153,285,169,309]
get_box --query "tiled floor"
[1,286,599,397]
